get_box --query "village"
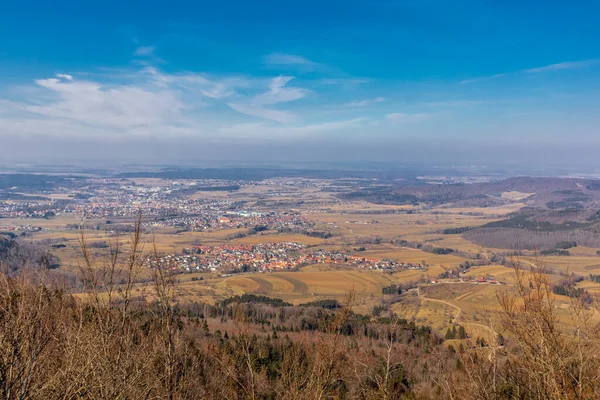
[146,241,422,274]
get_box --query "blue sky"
[1,0,600,165]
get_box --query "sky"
[1,0,600,168]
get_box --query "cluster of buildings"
[148,242,418,273]
[0,224,42,233]
[0,180,315,237]
[146,211,313,232]
[148,242,308,272]
[0,201,57,219]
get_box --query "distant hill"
[340,177,600,208]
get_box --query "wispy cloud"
[524,59,600,73]
[228,76,309,123]
[134,46,155,56]
[254,76,308,104]
[421,99,483,107]
[386,112,434,122]
[460,59,600,85]
[143,67,247,99]
[459,73,507,85]
[321,78,371,86]
[227,104,297,124]
[220,118,367,138]
[0,62,385,141]
[342,97,385,107]
[264,53,320,67]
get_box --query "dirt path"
[418,287,462,323]
[418,286,499,338]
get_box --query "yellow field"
[232,234,324,246]
[307,211,493,239]
[500,191,535,201]
[575,281,600,293]
[568,246,600,256]
[434,203,527,215]
[168,268,400,313]
[220,270,395,301]
[464,265,513,279]
[358,246,468,267]
[523,255,600,275]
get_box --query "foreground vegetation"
[3,220,600,399]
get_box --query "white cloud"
[134,46,155,56]
[386,112,433,122]
[56,73,73,81]
[342,97,385,107]
[0,68,246,138]
[23,76,184,129]
[0,65,359,140]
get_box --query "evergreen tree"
[445,328,454,340]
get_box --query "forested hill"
[0,237,57,272]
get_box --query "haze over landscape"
[2,0,600,168]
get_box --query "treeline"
[482,209,592,232]
[464,227,600,249]
[445,324,467,340]
[170,185,241,196]
[539,240,577,256]
[432,247,454,255]
[552,284,591,303]
[299,299,341,309]
[421,243,454,255]
[540,249,571,256]
[382,284,403,295]
[442,226,473,234]
[278,227,333,239]
[339,189,419,205]
[217,294,292,308]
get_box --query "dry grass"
[435,203,527,215]
[358,247,468,267]
[232,234,324,245]
[500,191,535,201]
